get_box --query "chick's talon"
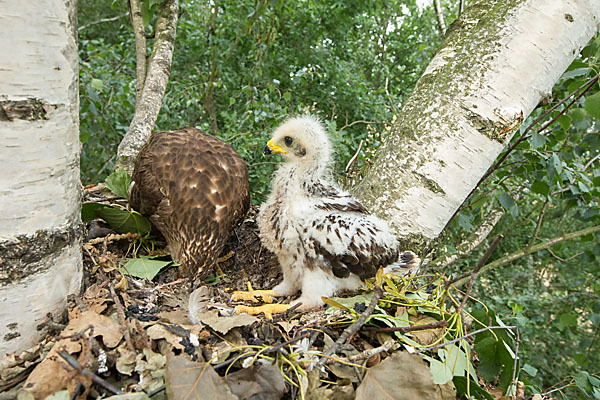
[235,304,291,320]
[232,282,278,303]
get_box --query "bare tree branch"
[79,13,128,31]
[433,0,446,34]
[117,0,179,173]
[453,225,600,286]
[457,0,465,17]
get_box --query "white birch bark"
[353,0,600,249]
[433,0,447,34]
[0,0,82,357]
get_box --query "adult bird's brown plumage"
[129,127,250,278]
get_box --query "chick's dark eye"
[284,136,293,146]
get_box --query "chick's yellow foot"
[232,282,278,303]
[235,304,290,320]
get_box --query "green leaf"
[452,377,494,400]
[557,114,572,131]
[120,256,173,280]
[498,192,519,217]
[584,91,600,121]
[529,131,546,149]
[81,202,109,222]
[522,363,538,377]
[562,68,589,79]
[575,371,593,392]
[589,375,600,387]
[474,336,500,382]
[94,206,152,235]
[531,180,550,197]
[90,78,104,91]
[142,0,153,26]
[105,167,131,200]
[551,154,563,176]
[557,313,578,329]
[571,108,587,121]
[573,353,587,366]
[426,358,453,384]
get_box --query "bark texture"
[352,0,600,250]
[0,0,82,357]
[116,0,179,174]
[129,0,147,108]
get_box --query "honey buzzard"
[233,116,418,313]
[130,127,250,278]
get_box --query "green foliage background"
[79,0,441,203]
[79,1,600,398]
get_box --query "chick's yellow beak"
[264,139,288,155]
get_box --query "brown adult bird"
[129,127,250,278]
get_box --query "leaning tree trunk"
[0,0,81,357]
[353,0,600,251]
[116,0,179,174]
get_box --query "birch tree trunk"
[0,0,81,357]
[353,0,600,250]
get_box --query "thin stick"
[446,234,503,288]
[453,225,600,286]
[541,380,575,397]
[366,319,448,333]
[415,325,516,354]
[79,13,128,31]
[213,331,310,370]
[457,234,504,312]
[109,285,135,351]
[345,139,364,173]
[528,200,549,247]
[58,350,124,395]
[317,284,383,366]
[508,327,521,399]
[326,339,398,365]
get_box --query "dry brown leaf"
[308,383,355,400]
[489,387,504,399]
[409,314,445,346]
[63,310,123,348]
[19,338,90,399]
[115,343,137,375]
[146,324,186,350]
[81,283,111,314]
[194,310,257,335]
[225,365,285,400]
[157,308,191,326]
[165,351,238,400]
[136,348,166,392]
[0,342,51,388]
[355,351,456,400]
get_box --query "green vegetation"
[79,1,599,398]
[79,0,441,201]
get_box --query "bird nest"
[0,185,514,400]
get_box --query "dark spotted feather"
[130,127,250,278]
